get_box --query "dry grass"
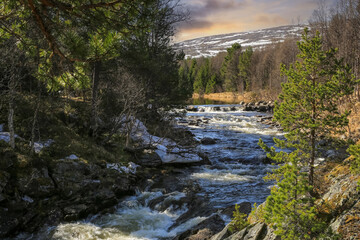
[193,90,279,104]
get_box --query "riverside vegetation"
[1,0,360,239]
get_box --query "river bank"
[1,103,359,239]
[192,91,278,104]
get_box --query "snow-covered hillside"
[174,25,305,59]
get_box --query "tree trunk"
[8,79,15,149]
[91,61,101,137]
[30,87,41,153]
[310,129,315,186]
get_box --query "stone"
[187,106,198,112]
[243,223,266,240]
[226,227,248,240]
[257,105,268,112]
[211,224,232,240]
[201,138,217,145]
[173,214,225,240]
[64,204,90,221]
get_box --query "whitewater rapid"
[18,104,282,240]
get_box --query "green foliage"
[221,43,241,92]
[261,149,323,240]
[238,47,253,91]
[274,28,358,184]
[1,0,153,93]
[228,204,250,233]
[347,144,360,190]
[248,202,265,223]
[193,58,210,94]
[205,74,218,94]
[258,28,358,240]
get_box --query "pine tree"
[259,147,321,240]
[258,28,358,239]
[193,58,210,94]
[238,47,253,92]
[205,74,218,94]
[221,43,241,92]
[274,28,357,185]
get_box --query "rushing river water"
[19,104,282,240]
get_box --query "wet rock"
[173,214,225,240]
[64,204,90,221]
[171,195,214,230]
[187,106,198,112]
[257,105,268,112]
[219,157,234,163]
[201,138,217,145]
[178,119,189,124]
[188,121,198,126]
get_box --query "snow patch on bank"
[107,162,139,174]
[122,117,203,164]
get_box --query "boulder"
[201,138,217,145]
[243,223,266,240]
[173,214,225,240]
[210,224,232,240]
[63,204,91,221]
[187,106,198,112]
[257,105,268,112]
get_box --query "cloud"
[187,0,248,17]
[255,14,288,25]
[177,19,214,31]
[175,0,339,41]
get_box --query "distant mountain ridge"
[174,24,306,59]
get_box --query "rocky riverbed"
[1,104,358,239]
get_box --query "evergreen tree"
[259,147,321,240]
[205,74,218,94]
[238,47,253,92]
[259,28,358,239]
[221,43,241,92]
[178,63,193,99]
[193,58,210,94]
[273,28,357,185]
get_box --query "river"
[19,104,282,240]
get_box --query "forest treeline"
[179,0,360,100]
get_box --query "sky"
[175,0,337,41]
